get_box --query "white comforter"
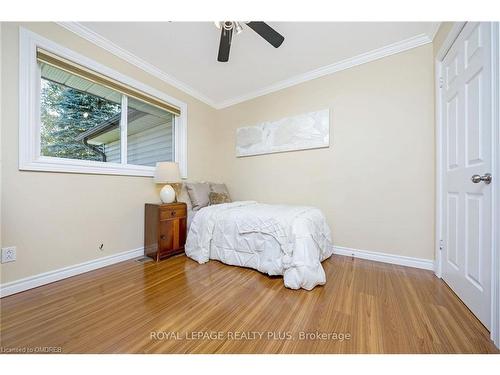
[185,201,334,290]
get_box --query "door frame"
[434,22,500,348]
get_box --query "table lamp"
[154,162,181,203]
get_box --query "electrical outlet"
[1,246,16,263]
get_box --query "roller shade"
[36,48,181,117]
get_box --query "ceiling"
[66,22,440,108]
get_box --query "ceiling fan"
[215,21,285,62]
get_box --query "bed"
[183,198,334,290]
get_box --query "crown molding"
[57,22,433,110]
[215,33,433,108]
[56,22,218,108]
[428,22,442,41]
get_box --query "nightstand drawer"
[160,206,186,221]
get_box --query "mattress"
[185,201,334,290]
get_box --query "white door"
[441,22,493,329]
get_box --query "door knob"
[471,173,492,184]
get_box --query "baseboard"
[0,247,144,298]
[333,246,434,271]
[0,246,434,297]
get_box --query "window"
[19,29,187,177]
[40,64,124,163]
[125,98,175,167]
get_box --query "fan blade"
[217,27,233,62]
[246,22,284,48]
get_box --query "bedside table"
[144,202,187,261]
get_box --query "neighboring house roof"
[75,108,146,143]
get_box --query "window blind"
[36,48,181,117]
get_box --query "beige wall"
[213,44,436,260]
[0,23,218,283]
[1,22,442,285]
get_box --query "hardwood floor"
[0,254,497,354]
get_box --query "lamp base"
[159,184,176,203]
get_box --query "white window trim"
[19,27,188,178]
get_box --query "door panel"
[447,95,459,170]
[446,192,460,269]
[465,72,483,165]
[441,22,492,329]
[159,221,174,253]
[465,193,482,288]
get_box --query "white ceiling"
[71,22,439,108]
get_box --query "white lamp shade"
[154,162,181,184]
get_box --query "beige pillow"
[209,192,232,205]
[209,183,231,200]
[186,182,211,211]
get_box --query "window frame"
[19,28,188,178]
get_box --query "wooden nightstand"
[144,202,187,261]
